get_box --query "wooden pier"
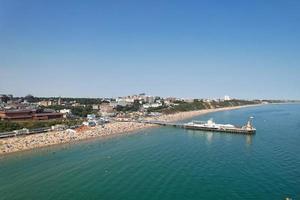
[142,120,185,128]
[140,120,256,135]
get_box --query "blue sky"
[0,0,299,99]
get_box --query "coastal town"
[0,93,290,154]
[0,93,267,128]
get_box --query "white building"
[92,104,100,110]
[87,114,96,120]
[143,103,162,109]
[203,99,212,103]
[60,109,71,114]
[116,98,130,106]
[224,95,231,101]
[60,109,71,118]
[183,98,194,103]
[145,96,155,103]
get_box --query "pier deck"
[140,120,256,134]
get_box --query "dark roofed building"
[0,109,63,121]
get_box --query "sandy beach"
[0,105,258,155]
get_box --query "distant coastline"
[0,104,262,155]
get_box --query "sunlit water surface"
[1,104,299,200]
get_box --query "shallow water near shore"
[0,104,300,199]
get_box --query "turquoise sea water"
[0,104,300,200]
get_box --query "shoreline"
[0,104,261,155]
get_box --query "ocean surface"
[0,104,300,200]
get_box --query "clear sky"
[0,0,299,99]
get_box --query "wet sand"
[0,105,258,155]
